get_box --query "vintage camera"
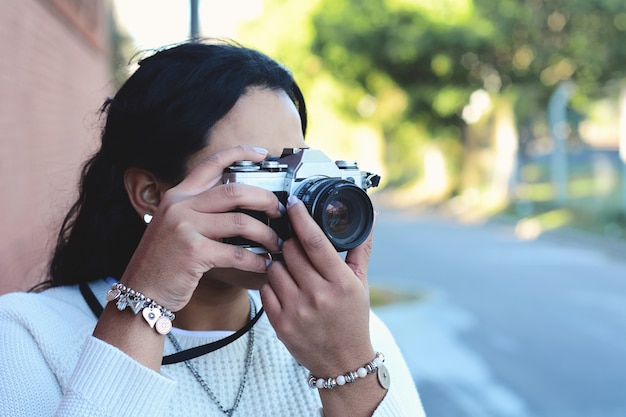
[222,148,380,253]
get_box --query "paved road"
[368,207,626,417]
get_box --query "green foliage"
[241,0,626,187]
[306,0,626,185]
[108,10,135,89]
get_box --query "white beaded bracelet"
[105,283,175,335]
[307,352,390,390]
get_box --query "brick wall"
[0,0,112,293]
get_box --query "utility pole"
[190,0,200,40]
[547,81,576,205]
[619,86,626,212]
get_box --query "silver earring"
[143,213,153,224]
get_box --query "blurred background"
[1,1,625,416]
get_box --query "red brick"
[0,0,112,293]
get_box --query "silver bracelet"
[106,283,175,335]
[307,352,390,390]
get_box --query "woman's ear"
[123,168,169,220]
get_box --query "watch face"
[377,364,391,389]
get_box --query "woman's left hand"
[260,196,376,377]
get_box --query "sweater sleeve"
[0,292,177,417]
[369,311,426,417]
[0,303,64,416]
[57,337,177,417]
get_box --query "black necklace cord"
[79,282,264,365]
[161,309,263,365]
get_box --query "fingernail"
[277,238,284,248]
[278,201,287,215]
[287,195,300,208]
[253,147,268,155]
[265,258,273,268]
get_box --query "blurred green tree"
[309,0,626,186]
[109,9,135,89]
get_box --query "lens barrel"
[296,178,374,251]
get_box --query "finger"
[191,183,285,219]
[279,236,319,282]
[259,282,281,320]
[194,211,281,253]
[264,261,316,337]
[344,211,377,282]
[261,262,297,327]
[178,145,269,194]
[196,238,270,273]
[284,196,346,281]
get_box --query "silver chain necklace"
[167,297,256,417]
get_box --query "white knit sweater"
[0,280,425,417]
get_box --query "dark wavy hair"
[37,41,307,290]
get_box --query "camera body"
[222,148,380,253]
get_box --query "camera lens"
[325,198,351,234]
[296,179,374,251]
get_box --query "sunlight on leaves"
[385,0,473,24]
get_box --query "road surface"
[368,207,626,417]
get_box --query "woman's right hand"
[120,145,283,312]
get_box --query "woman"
[0,41,424,416]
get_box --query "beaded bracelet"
[307,352,390,390]
[105,283,175,335]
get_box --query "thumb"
[344,211,377,282]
